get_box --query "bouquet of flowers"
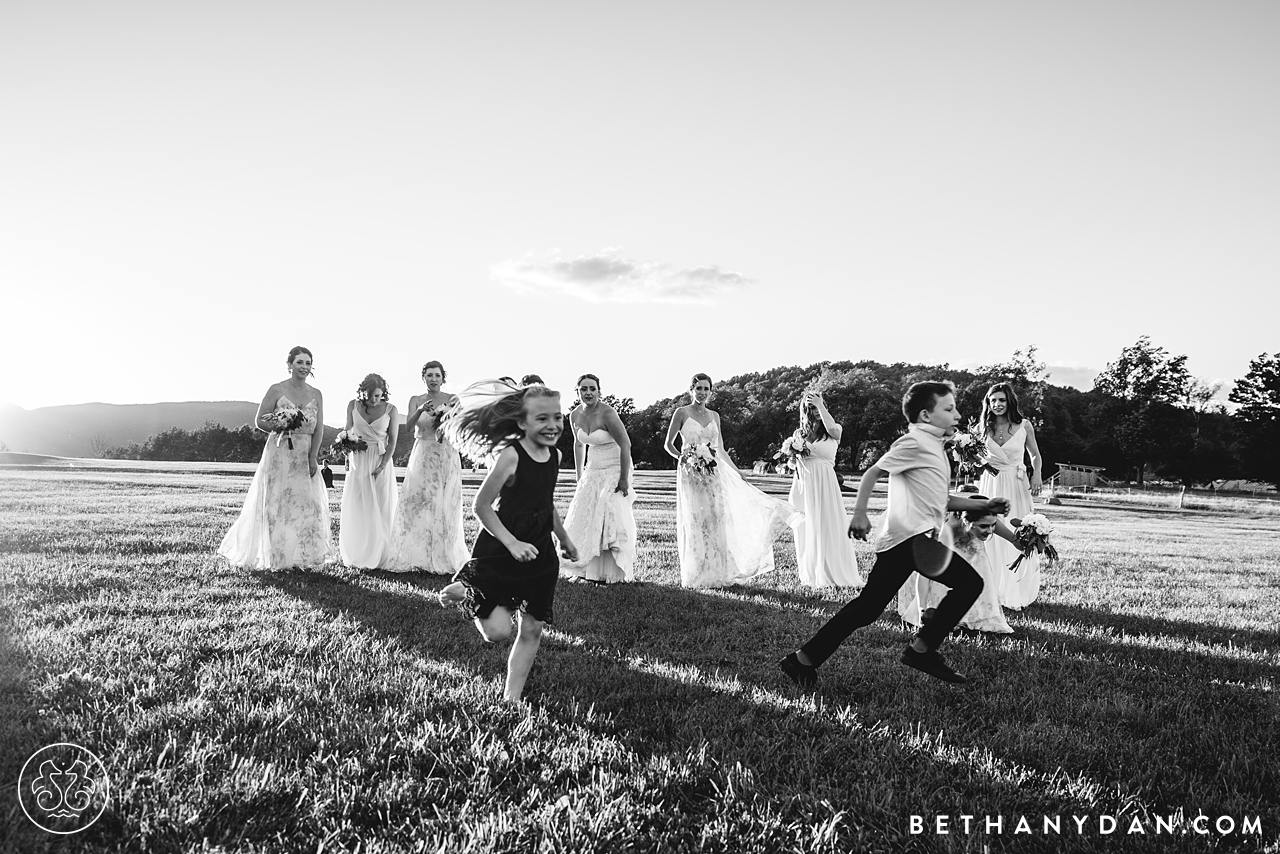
[679,441,718,477]
[262,409,306,449]
[946,421,998,480]
[329,430,369,460]
[420,401,451,430]
[1008,513,1059,572]
[773,432,811,476]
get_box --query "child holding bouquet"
[664,373,800,589]
[781,381,1008,687]
[438,380,578,703]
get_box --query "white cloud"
[491,249,753,304]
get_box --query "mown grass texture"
[1,468,1277,853]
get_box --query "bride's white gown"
[561,427,637,582]
[979,426,1039,609]
[676,418,800,588]
[338,405,398,568]
[218,396,332,569]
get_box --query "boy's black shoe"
[779,652,817,688]
[901,646,967,684]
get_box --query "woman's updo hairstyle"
[356,373,389,403]
[690,372,712,390]
[422,360,446,382]
[950,494,997,523]
[286,346,314,374]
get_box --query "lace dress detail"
[896,524,1013,633]
[386,427,469,575]
[978,426,1039,609]
[789,435,862,588]
[218,397,332,569]
[676,418,800,588]
[561,428,637,583]
[338,405,398,568]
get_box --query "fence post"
[1178,486,1186,509]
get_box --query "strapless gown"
[676,418,800,588]
[561,427,637,582]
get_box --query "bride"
[663,373,799,588]
[561,373,637,583]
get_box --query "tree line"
[101,338,1280,489]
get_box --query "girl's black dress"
[452,441,560,623]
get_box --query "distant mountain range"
[0,401,336,458]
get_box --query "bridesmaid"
[561,373,637,583]
[977,382,1043,609]
[218,346,331,569]
[897,499,1015,634]
[787,390,862,588]
[339,373,399,568]
[386,361,469,574]
[664,373,799,588]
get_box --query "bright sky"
[2,1,1276,415]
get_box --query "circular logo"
[18,742,110,834]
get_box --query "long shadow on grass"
[254,570,1278,848]
[1017,602,1279,680]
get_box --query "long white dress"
[338,405,398,569]
[789,436,862,588]
[561,428,637,583]
[218,397,332,569]
[897,523,1013,633]
[676,418,800,588]
[979,426,1039,609]
[385,427,469,575]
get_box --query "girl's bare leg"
[439,582,467,606]
[477,606,515,643]
[504,612,544,702]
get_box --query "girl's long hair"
[981,382,1023,436]
[444,379,561,460]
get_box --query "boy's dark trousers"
[801,532,983,667]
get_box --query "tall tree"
[1229,353,1280,488]
[1092,336,1192,485]
[1093,336,1191,403]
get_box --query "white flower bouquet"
[680,441,718,477]
[1009,512,1059,571]
[773,432,811,476]
[329,430,369,459]
[946,421,998,479]
[262,409,306,449]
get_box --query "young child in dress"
[439,380,578,702]
[898,497,1016,635]
[780,381,1010,686]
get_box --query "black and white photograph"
[1,2,1277,851]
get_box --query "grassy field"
[1,466,1277,853]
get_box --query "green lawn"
[1,467,1277,853]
